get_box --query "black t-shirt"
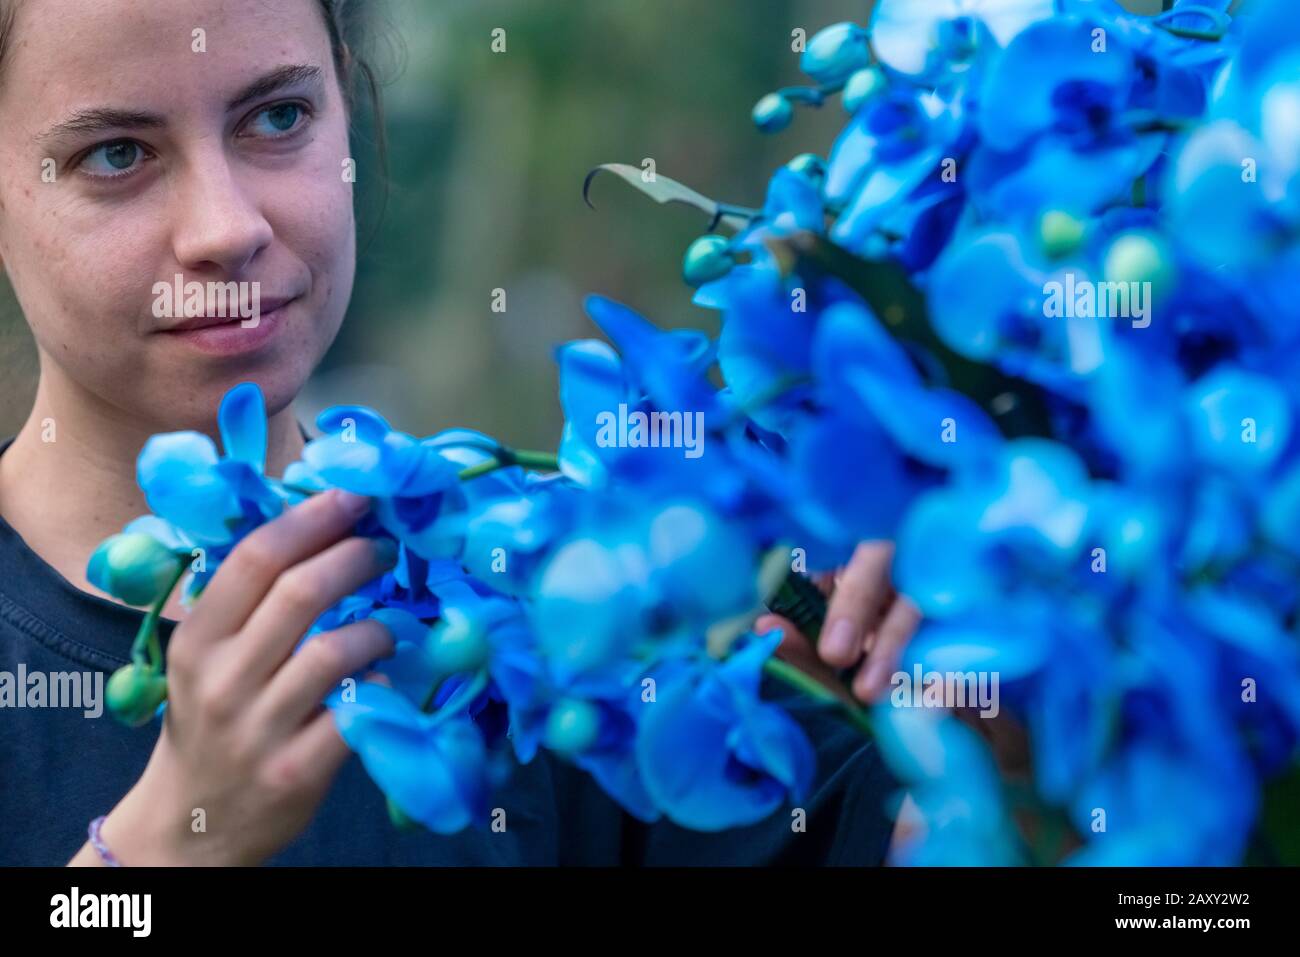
[0,435,897,865]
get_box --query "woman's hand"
[756,541,921,705]
[71,489,398,866]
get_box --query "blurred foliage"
[319,0,881,448]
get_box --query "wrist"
[96,782,197,866]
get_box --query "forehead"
[0,0,332,133]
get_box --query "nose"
[170,151,273,276]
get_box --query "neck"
[0,365,305,613]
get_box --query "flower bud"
[544,698,601,754]
[1038,210,1087,259]
[682,235,735,286]
[801,22,871,85]
[752,92,794,133]
[105,663,168,727]
[426,608,490,675]
[1103,231,1176,299]
[842,66,884,114]
[88,532,183,607]
[786,152,826,184]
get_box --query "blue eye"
[246,102,307,138]
[79,140,146,178]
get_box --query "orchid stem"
[279,446,560,494]
[131,562,187,670]
[457,448,559,481]
[762,657,874,738]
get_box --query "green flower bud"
[786,152,826,184]
[1103,231,1176,298]
[426,607,490,675]
[88,532,183,607]
[752,92,794,133]
[1038,210,1087,259]
[801,22,871,86]
[105,663,168,727]
[543,698,601,755]
[682,235,735,287]
[842,66,884,114]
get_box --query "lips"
[162,296,298,333]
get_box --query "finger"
[819,541,895,668]
[255,618,396,736]
[227,535,398,685]
[862,584,898,656]
[757,613,814,667]
[270,706,356,799]
[852,595,921,703]
[185,489,375,639]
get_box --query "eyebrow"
[37,64,325,147]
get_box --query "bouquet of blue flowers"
[89,0,1300,864]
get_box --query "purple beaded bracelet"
[88,815,122,867]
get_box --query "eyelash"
[73,100,315,182]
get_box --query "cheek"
[277,157,357,331]
[1,199,159,357]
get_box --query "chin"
[139,363,311,435]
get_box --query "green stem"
[507,449,560,471]
[132,561,187,669]
[457,448,559,481]
[777,80,847,108]
[762,657,874,738]
[280,447,560,492]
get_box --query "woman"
[0,0,917,866]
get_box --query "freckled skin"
[0,0,356,434]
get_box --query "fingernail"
[373,537,399,568]
[823,619,856,659]
[335,489,372,518]
[329,623,393,663]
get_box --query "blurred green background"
[0,0,1167,448]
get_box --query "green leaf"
[583,163,753,233]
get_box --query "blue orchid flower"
[137,381,283,546]
[635,632,816,831]
[532,498,763,681]
[96,0,1300,864]
[872,705,1024,865]
[869,0,1056,79]
[329,682,490,834]
[299,405,467,559]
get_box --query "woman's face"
[0,0,356,430]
